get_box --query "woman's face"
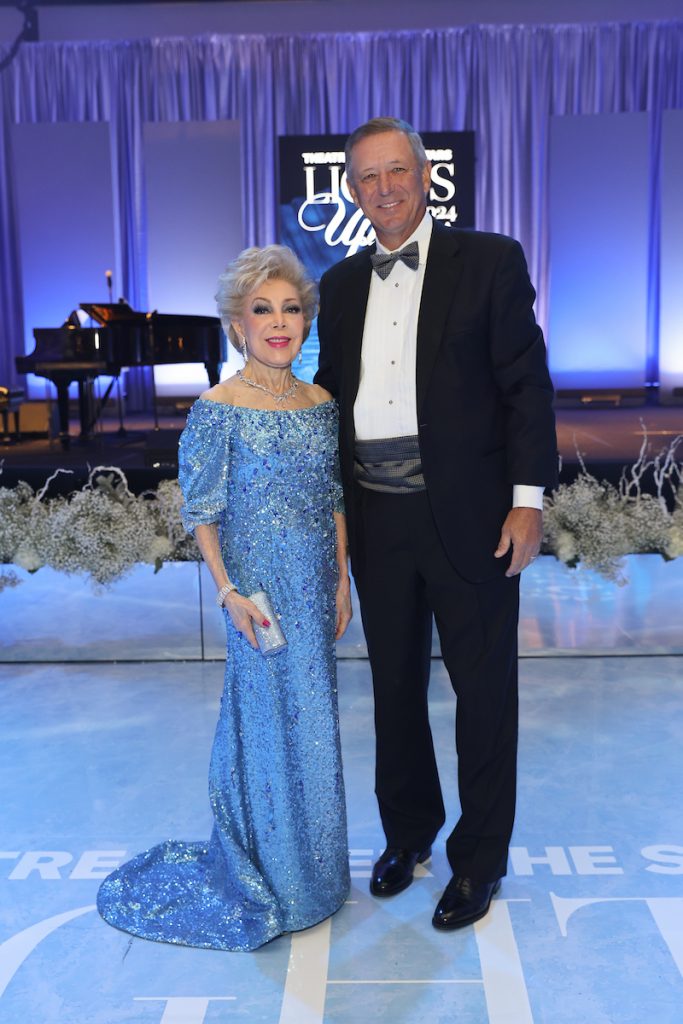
[233,277,304,371]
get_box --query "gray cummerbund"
[354,434,425,493]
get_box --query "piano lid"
[79,301,147,325]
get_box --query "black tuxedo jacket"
[316,220,558,583]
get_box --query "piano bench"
[0,387,24,444]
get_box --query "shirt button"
[391,360,396,365]
[392,321,397,326]
[388,400,393,404]
[395,282,399,288]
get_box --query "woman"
[97,245,352,951]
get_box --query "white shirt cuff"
[512,484,545,510]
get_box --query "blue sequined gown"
[97,399,350,951]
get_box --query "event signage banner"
[278,132,475,380]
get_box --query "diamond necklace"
[236,368,299,405]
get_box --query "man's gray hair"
[345,117,428,182]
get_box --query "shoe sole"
[370,848,432,898]
[431,879,502,930]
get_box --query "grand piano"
[15,301,226,448]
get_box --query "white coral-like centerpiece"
[1,430,681,590]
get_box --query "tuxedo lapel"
[339,251,372,450]
[416,223,463,416]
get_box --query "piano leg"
[55,382,71,450]
[206,361,222,388]
[77,380,94,441]
[116,376,126,436]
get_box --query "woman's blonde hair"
[215,245,318,350]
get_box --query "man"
[316,117,557,930]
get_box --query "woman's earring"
[298,350,303,365]
[238,334,247,361]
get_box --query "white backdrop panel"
[659,109,683,405]
[144,121,244,397]
[548,113,650,390]
[12,122,116,399]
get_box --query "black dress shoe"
[370,846,432,897]
[432,875,502,930]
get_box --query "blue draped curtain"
[1,21,682,395]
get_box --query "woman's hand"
[335,575,352,640]
[223,591,270,650]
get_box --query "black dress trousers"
[353,486,520,884]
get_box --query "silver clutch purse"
[249,589,288,657]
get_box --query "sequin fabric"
[96,400,349,951]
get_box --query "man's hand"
[494,507,543,577]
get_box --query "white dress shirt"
[354,212,432,442]
[353,211,543,510]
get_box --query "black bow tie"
[370,241,420,280]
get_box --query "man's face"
[347,130,431,250]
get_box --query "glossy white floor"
[1,558,682,1024]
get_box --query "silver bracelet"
[216,582,237,607]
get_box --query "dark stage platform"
[1,405,682,496]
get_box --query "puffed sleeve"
[177,400,233,533]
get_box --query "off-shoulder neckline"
[194,398,336,413]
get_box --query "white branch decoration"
[0,464,199,591]
[1,432,682,591]
[544,431,683,584]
